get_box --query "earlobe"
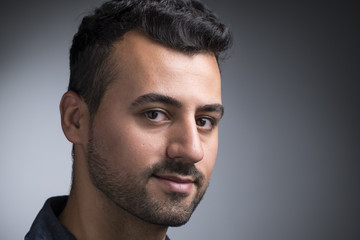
[60,91,89,144]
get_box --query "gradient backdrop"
[1,0,359,239]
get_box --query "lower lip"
[154,177,194,194]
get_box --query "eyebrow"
[130,92,224,117]
[131,93,182,108]
[197,104,224,118]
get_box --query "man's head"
[68,0,231,116]
[60,0,231,228]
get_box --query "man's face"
[86,31,222,226]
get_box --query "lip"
[153,174,195,194]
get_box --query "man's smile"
[152,174,196,194]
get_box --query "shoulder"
[25,196,76,240]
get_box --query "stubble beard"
[86,135,208,227]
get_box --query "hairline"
[91,29,220,116]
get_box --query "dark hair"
[68,0,232,116]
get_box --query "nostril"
[166,140,204,163]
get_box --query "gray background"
[1,0,359,239]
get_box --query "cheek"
[93,120,165,170]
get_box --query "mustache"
[148,159,205,187]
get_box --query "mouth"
[153,174,195,194]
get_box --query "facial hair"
[86,134,208,226]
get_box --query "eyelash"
[143,109,169,122]
[142,109,218,131]
[196,117,217,131]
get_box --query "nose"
[166,118,204,163]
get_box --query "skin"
[59,30,223,240]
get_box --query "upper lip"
[154,174,195,183]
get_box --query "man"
[25,0,231,239]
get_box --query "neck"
[59,155,168,240]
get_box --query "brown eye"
[196,117,215,131]
[144,110,168,122]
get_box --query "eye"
[196,117,215,131]
[143,110,169,122]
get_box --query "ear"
[59,91,89,144]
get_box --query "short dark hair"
[68,0,232,116]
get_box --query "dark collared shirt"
[25,196,170,240]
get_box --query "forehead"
[105,30,221,104]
